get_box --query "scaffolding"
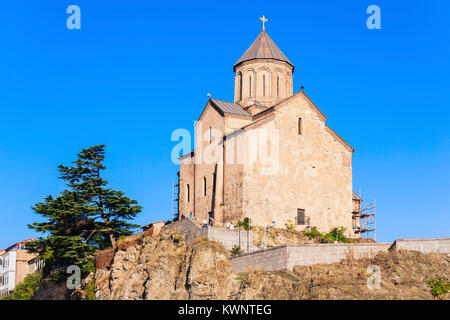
[172,176,179,222]
[352,196,376,241]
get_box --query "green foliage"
[84,278,95,300]
[231,245,243,256]
[27,145,142,275]
[303,226,324,240]
[324,227,352,243]
[237,217,252,231]
[236,273,250,288]
[286,219,295,231]
[303,226,352,243]
[172,234,182,244]
[1,271,42,300]
[427,276,450,300]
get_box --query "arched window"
[186,184,190,202]
[298,117,303,135]
[209,126,212,144]
[263,75,266,96]
[203,177,207,196]
[277,77,280,98]
[239,73,243,101]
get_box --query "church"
[179,17,360,237]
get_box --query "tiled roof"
[210,99,251,117]
[234,30,293,70]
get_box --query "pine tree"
[28,145,142,273]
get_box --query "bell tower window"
[239,73,243,101]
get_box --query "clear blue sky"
[0,0,449,248]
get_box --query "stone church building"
[178,22,360,237]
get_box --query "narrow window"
[298,117,302,135]
[203,177,207,196]
[249,76,252,97]
[209,126,212,144]
[297,209,306,225]
[186,184,190,202]
[277,77,279,98]
[239,73,243,101]
[263,75,266,96]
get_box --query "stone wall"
[285,243,391,270]
[240,93,354,236]
[163,218,205,244]
[205,227,259,253]
[231,238,450,273]
[390,238,450,254]
[232,246,288,272]
[163,218,259,253]
[232,243,391,273]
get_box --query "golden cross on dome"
[260,15,268,30]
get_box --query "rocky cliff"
[95,230,449,300]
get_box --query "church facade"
[178,22,359,237]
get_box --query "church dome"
[233,20,295,107]
[234,30,294,72]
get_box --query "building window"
[277,77,279,98]
[298,117,302,135]
[209,126,212,144]
[263,75,266,96]
[239,72,242,101]
[249,76,252,97]
[186,184,190,202]
[203,177,207,196]
[297,209,306,225]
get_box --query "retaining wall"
[232,246,288,272]
[163,218,258,252]
[163,218,205,244]
[205,227,259,253]
[390,238,450,254]
[232,243,391,273]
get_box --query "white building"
[0,239,42,298]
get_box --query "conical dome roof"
[234,30,294,71]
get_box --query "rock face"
[95,232,239,300]
[96,230,450,300]
[236,250,450,300]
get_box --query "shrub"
[237,217,252,231]
[1,271,42,300]
[303,226,324,240]
[84,278,95,300]
[236,273,250,288]
[428,276,450,300]
[286,219,295,231]
[324,227,352,243]
[231,246,243,256]
[303,226,352,243]
[172,234,182,244]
